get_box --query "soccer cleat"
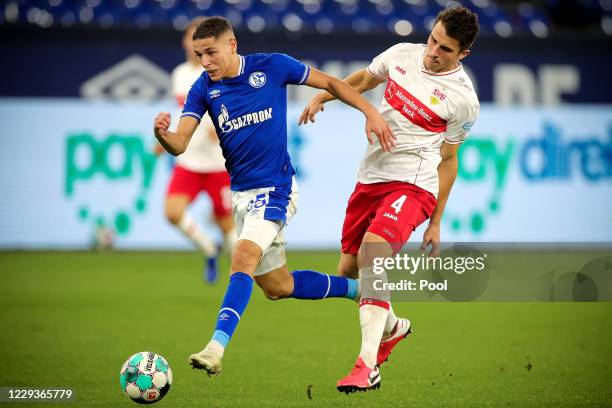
[377,318,412,366]
[188,341,224,375]
[204,255,218,284]
[336,357,381,394]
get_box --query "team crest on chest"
[249,72,266,88]
[430,88,447,105]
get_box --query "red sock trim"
[360,298,390,310]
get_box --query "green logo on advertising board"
[447,136,516,234]
[65,133,158,237]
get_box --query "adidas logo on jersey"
[218,104,273,133]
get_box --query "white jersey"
[358,43,480,197]
[170,62,226,173]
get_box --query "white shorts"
[231,177,298,276]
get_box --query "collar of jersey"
[237,54,245,75]
[418,46,463,77]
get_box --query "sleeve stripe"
[367,66,385,80]
[298,65,310,84]
[444,137,465,144]
[181,112,202,121]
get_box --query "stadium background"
[1,1,611,407]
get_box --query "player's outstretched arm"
[153,112,199,156]
[298,69,383,125]
[421,142,461,257]
[303,68,395,152]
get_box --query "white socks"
[352,288,398,336]
[177,214,217,257]
[384,304,399,336]
[358,302,389,369]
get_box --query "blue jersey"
[181,53,310,191]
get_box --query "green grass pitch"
[1,251,611,407]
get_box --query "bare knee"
[358,232,393,267]
[165,206,182,225]
[255,266,294,300]
[260,283,292,300]
[165,196,188,225]
[337,264,358,279]
[231,240,262,275]
[337,254,359,279]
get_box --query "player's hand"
[154,112,171,138]
[298,97,325,125]
[365,110,396,152]
[420,223,440,257]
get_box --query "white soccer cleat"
[188,340,224,375]
[377,318,412,366]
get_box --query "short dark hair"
[434,6,479,52]
[193,16,234,41]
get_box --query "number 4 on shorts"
[390,195,407,214]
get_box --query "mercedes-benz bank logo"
[80,55,171,101]
[385,81,396,101]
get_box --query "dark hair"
[434,6,479,52]
[193,16,234,41]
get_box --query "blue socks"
[211,270,358,348]
[291,270,358,300]
[211,272,253,348]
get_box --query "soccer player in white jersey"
[153,17,395,377]
[300,6,480,393]
[160,18,236,283]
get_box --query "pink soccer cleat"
[377,318,412,366]
[336,357,381,394]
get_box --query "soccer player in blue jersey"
[153,16,395,375]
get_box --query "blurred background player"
[301,6,480,393]
[157,18,237,283]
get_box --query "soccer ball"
[119,352,172,404]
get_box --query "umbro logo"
[219,312,230,321]
[80,55,170,101]
[209,89,221,98]
[394,65,406,75]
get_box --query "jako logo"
[383,212,398,221]
[217,104,273,134]
[395,65,406,75]
[65,133,158,237]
